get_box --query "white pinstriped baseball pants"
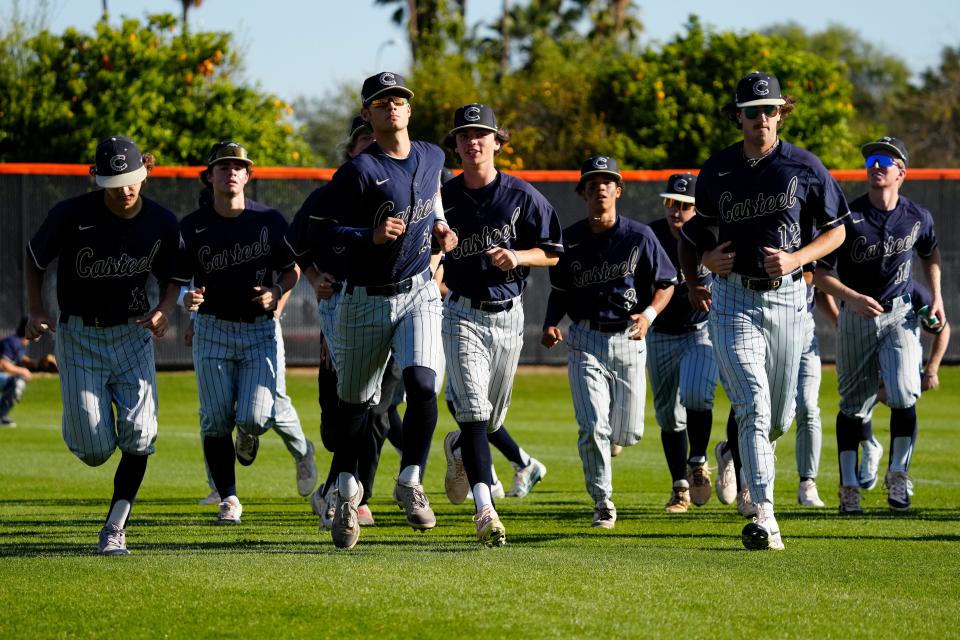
[646,325,718,433]
[56,316,158,466]
[710,273,805,505]
[567,321,646,502]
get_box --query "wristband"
[509,249,521,267]
[641,306,657,324]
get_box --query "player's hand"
[846,293,883,319]
[433,222,458,252]
[183,286,205,312]
[927,298,946,328]
[184,319,195,347]
[762,247,800,277]
[374,217,406,244]
[541,326,563,348]
[137,308,169,338]
[702,241,735,276]
[486,247,519,271]
[25,311,55,342]
[252,285,281,311]
[922,371,939,391]
[313,271,338,301]
[628,314,650,340]
[687,283,712,312]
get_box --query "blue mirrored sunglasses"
[864,154,898,169]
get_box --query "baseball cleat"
[491,478,505,500]
[664,485,691,513]
[295,441,318,497]
[331,487,361,549]
[797,479,825,507]
[474,504,506,547]
[234,428,259,466]
[610,444,623,457]
[859,436,883,490]
[0,418,16,428]
[357,504,375,526]
[885,470,914,511]
[714,441,737,504]
[198,488,221,506]
[313,483,338,530]
[736,486,757,518]
[687,463,712,506]
[217,496,243,524]
[506,457,547,498]
[591,499,617,529]
[394,481,436,530]
[838,485,863,515]
[97,524,130,556]
[741,503,783,551]
[443,431,470,504]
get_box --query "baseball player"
[289,72,457,549]
[543,156,675,529]
[646,174,718,513]
[858,279,950,489]
[178,141,300,525]
[813,136,943,514]
[0,318,32,427]
[678,72,848,550]
[24,136,181,555]
[438,103,563,545]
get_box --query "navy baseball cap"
[576,156,622,191]
[735,71,786,108]
[361,71,414,105]
[348,115,369,137]
[94,136,147,188]
[205,141,253,167]
[861,136,908,167]
[444,103,499,148]
[659,173,697,204]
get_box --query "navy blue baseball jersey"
[178,198,297,319]
[0,335,26,365]
[295,140,445,286]
[544,216,676,327]
[286,186,349,282]
[694,140,849,278]
[442,172,563,300]
[27,191,181,318]
[819,193,936,304]
[648,218,710,330]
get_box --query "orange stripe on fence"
[1,163,959,181]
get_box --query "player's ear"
[360,108,371,122]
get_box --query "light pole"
[374,39,399,72]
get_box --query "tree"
[374,0,465,61]
[177,0,204,33]
[0,13,311,165]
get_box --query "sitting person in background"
[0,317,33,428]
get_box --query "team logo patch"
[464,106,481,122]
[752,80,770,96]
[110,154,128,172]
[593,156,609,169]
[379,72,397,86]
[674,178,688,192]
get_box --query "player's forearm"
[792,224,845,267]
[815,289,840,325]
[926,322,950,374]
[813,267,855,303]
[542,290,568,328]
[677,236,701,283]
[156,282,181,314]
[24,257,47,314]
[276,265,300,299]
[649,285,674,315]
[516,247,559,268]
[922,249,943,303]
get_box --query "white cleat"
[295,441,318,497]
[797,479,825,507]
[198,489,221,506]
[505,457,547,498]
[714,441,737,505]
[742,502,784,551]
[591,499,617,529]
[217,495,243,524]
[474,504,506,547]
[97,524,130,556]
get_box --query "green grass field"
[1,367,958,639]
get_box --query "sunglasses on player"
[741,105,780,119]
[864,154,900,169]
[664,198,694,211]
[367,96,409,109]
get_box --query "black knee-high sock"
[836,411,863,485]
[489,425,526,468]
[107,452,148,526]
[203,435,236,499]
[889,406,918,470]
[400,366,438,473]
[686,409,712,462]
[661,429,689,483]
[459,420,493,489]
[727,408,743,492]
[334,401,368,480]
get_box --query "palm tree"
[177,0,203,33]
[374,0,465,61]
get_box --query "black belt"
[59,313,132,328]
[880,293,911,312]
[450,293,514,313]
[345,270,428,297]
[199,310,271,323]
[727,270,801,292]
[588,319,632,333]
[653,322,705,336]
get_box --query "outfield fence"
[2,164,959,367]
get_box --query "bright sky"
[6,0,958,102]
